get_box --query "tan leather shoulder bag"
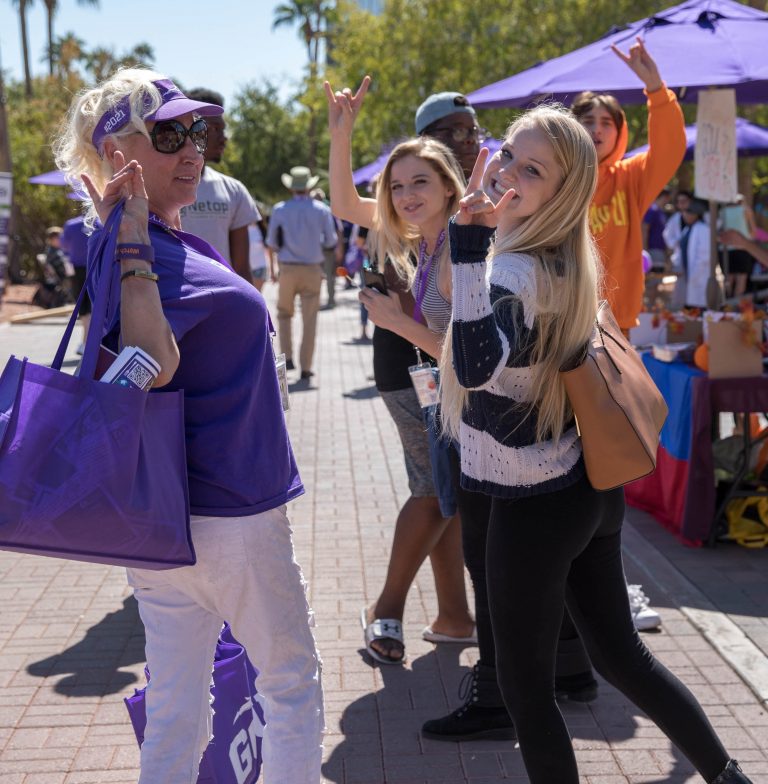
[560,301,668,491]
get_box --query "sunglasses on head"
[149,118,208,154]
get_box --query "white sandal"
[421,624,478,645]
[360,607,406,665]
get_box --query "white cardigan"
[683,220,718,307]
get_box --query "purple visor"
[91,79,223,151]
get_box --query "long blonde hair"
[440,105,601,444]
[373,137,465,285]
[53,67,167,228]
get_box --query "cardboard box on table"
[707,320,764,379]
[667,318,703,345]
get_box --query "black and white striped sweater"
[449,220,585,499]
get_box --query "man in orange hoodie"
[572,38,686,331]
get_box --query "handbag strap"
[50,279,92,372]
[595,303,628,376]
[559,301,627,375]
[50,202,125,378]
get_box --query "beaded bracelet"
[120,269,159,283]
[116,243,155,264]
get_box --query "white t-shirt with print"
[180,166,260,263]
[248,225,268,271]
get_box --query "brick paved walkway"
[0,282,767,782]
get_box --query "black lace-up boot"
[554,671,599,703]
[554,634,599,703]
[711,760,754,783]
[421,663,515,742]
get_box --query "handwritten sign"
[694,89,737,204]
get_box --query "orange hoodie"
[590,86,686,329]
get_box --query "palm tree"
[272,0,336,77]
[49,31,85,79]
[272,0,337,168]
[42,0,99,77]
[11,0,34,97]
[84,42,155,83]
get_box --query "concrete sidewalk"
[0,284,767,783]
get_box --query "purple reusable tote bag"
[124,624,265,784]
[0,202,195,569]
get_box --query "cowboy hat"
[281,166,319,191]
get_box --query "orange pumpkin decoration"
[693,343,709,372]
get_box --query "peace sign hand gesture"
[611,37,663,93]
[454,147,516,228]
[81,150,150,243]
[324,76,371,138]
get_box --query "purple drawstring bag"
[124,623,265,784]
[0,202,195,569]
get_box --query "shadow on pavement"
[342,385,379,401]
[626,508,768,622]
[26,595,145,696]
[288,377,317,393]
[339,337,373,347]
[322,644,694,783]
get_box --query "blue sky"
[0,0,308,107]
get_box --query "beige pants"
[277,263,324,372]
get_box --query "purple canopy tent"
[28,169,87,200]
[28,170,68,186]
[353,149,393,187]
[467,0,768,108]
[352,138,503,187]
[626,117,768,159]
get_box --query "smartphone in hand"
[362,268,387,295]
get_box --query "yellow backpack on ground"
[726,496,768,548]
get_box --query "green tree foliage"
[83,42,155,83]
[327,0,700,165]
[6,0,767,278]
[226,80,311,208]
[6,36,155,275]
[6,75,84,276]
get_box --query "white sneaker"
[75,343,85,356]
[627,584,662,631]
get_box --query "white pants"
[126,506,324,784]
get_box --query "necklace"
[148,212,177,235]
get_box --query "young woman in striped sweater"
[439,104,753,784]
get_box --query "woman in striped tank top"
[325,76,476,667]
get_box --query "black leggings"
[451,446,591,677]
[486,474,729,783]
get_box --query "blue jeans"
[424,404,457,518]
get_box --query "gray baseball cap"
[415,92,477,135]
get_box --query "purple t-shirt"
[643,204,667,252]
[88,221,303,517]
[61,216,89,268]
